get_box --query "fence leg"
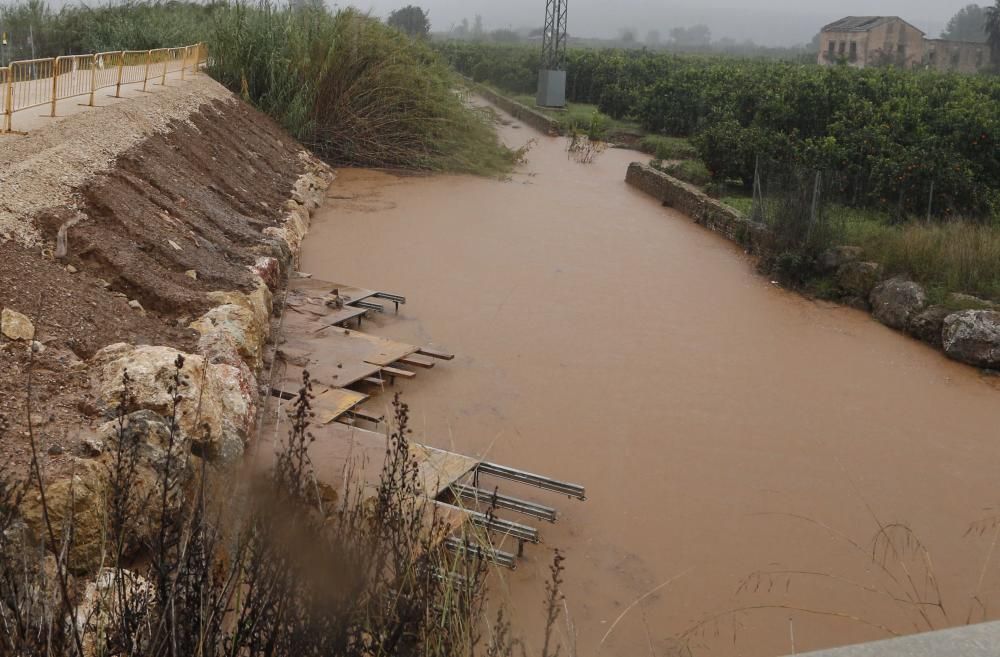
[161,55,168,86]
[88,55,97,107]
[3,76,11,133]
[115,51,125,98]
[50,57,59,117]
[142,51,151,92]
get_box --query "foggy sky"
[341,0,978,46]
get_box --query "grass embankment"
[839,213,1000,303]
[721,193,1000,303]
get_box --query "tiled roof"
[821,16,923,34]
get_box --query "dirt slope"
[0,80,308,478]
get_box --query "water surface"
[299,112,1000,656]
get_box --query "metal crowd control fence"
[2,42,206,133]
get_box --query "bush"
[435,41,1000,220]
[652,159,712,186]
[210,5,513,174]
[840,214,1000,301]
[639,135,698,160]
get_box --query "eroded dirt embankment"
[0,77,331,500]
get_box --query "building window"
[839,41,846,56]
[929,50,937,65]
[952,51,961,67]
[828,41,836,60]
[849,41,858,61]
[976,50,984,67]
[897,44,906,58]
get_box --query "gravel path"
[0,74,232,246]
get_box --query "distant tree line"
[440,41,1000,220]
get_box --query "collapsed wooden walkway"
[269,275,585,568]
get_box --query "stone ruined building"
[817,16,991,73]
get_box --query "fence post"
[160,51,168,86]
[180,47,187,81]
[88,54,97,107]
[115,50,125,98]
[50,57,59,117]
[3,72,11,133]
[142,50,151,92]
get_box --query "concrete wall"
[625,162,768,251]
[925,39,990,73]
[789,621,1000,656]
[818,18,924,68]
[473,84,560,136]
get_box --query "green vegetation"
[438,42,1000,220]
[0,0,216,59]
[386,4,430,39]
[0,0,512,175]
[210,4,512,173]
[441,40,1000,299]
[639,135,698,159]
[839,212,1000,301]
[507,93,642,137]
[652,159,711,186]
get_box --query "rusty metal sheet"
[289,277,378,305]
[310,385,367,425]
[336,328,420,367]
[306,423,478,501]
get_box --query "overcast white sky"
[340,0,979,45]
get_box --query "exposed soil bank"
[300,109,1000,656]
[0,80,321,482]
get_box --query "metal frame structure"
[540,0,569,70]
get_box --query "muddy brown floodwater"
[298,107,1000,656]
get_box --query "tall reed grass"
[840,213,1000,302]
[209,3,514,174]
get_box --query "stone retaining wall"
[625,162,768,252]
[472,84,560,136]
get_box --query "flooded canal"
[298,109,1000,656]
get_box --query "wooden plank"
[336,328,421,367]
[418,347,454,361]
[348,407,385,424]
[313,306,367,329]
[399,354,436,369]
[311,386,367,425]
[380,366,416,379]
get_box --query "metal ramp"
[441,463,585,569]
[289,275,408,316]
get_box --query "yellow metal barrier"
[2,42,206,133]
